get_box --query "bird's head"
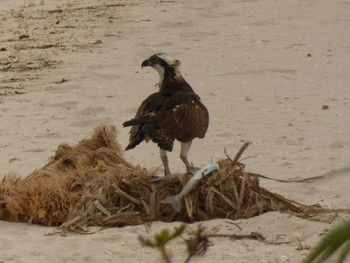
[141,53,181,84]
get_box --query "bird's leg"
[159,149,171,176]
[180,141,195,174]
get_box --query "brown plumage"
[123,53,209,175]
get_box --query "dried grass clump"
[0,124,333,231]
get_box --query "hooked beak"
[141,59,151,69]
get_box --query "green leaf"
[304,221,350,263]
[169,224,186,240]
[336,240,350,263]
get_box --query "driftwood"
[0,124,337,231]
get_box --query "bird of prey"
[123,53,209,176]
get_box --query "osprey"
[123,53,209,176]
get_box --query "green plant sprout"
[139,224,186,263]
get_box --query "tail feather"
[125,139,143,150]
[123,114,157,127]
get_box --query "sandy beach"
[1,0,350,262]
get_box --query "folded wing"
[157,92,209,142]
[123,91,209,151]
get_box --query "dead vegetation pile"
[0,125,334,232]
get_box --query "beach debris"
[8,157,20,163]
[19,34,30,40]
[0,124,343,232]
[53,78,68,84]
[14,90,26,95]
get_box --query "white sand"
[0,0,350,262]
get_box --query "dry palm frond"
[0,124,339,231]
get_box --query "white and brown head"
[141,53,181,85]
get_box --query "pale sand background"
[1,0,350,262]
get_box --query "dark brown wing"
[157,92,209,142]
[124,92,168,150]
[149,128,175,151]
[128,100,149,141]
